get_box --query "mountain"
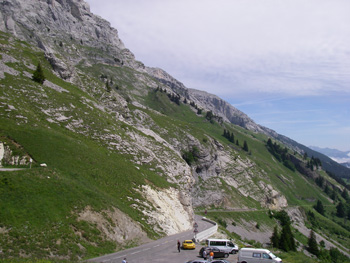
[1,0,350,262]
[310,146,350,166]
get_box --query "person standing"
[122,258,127,263]
[209,251,214,261]
[203,249,207,259]
[177,240,181,252]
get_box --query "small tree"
[32,62,45,84]
[336,202,346,218]
[341,188,349,201]
[307,230,319,256]
[229,133,234,143]
[303,152,308,160]
[270,225,279,248]
[267,138,273,148]
[205,111,213,121]
[324,184,331,195]
[314,200,325,216]
[106,80,111,92]
[279,223,296,252]
[243,140,249,152]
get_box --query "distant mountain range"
[310,146,350,168]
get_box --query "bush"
[182,147,199,166]
[32,63,45,84]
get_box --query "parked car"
[182,239,196,249]
[185,260,208,263]
[237,248,282,263]
[199,246,230,258]
[212,260,231,263]
[206,238,239,254]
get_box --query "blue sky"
[87,0,350,151]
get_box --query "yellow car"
[182,239,196,249]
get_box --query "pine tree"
[206,111,213,121]
[303,152,308,160]
[341,189,349,201]
[279,223,296,252]
[270,226,279,248]
[331,190,338,201]
[336,202,345,218]
[32,62,45,84]
[229,132,234,143]
[243,140,249,151]
[307,230,319,256]
[324,184,331,195]
[267,138,273,148]
[314,200,325,216]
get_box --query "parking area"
[88,216,238,263]
[180,245,238,263]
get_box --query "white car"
[238,248,282,263]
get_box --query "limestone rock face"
[78,206,151,244]
[138,186,193,235]
[0,0,143,80]
[0,142,30,166]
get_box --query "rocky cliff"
[0,0,146,80]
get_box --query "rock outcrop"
[0,0,144,80]
[0,142,31,167]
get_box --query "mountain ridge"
[1,0,350,261]
[310,146,350,169]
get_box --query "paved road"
[0,168,26,171]
[87,215,237,263]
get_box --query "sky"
[87,0,350,152]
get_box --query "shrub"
[32,62,45,84]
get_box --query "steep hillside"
[1,0,350,262]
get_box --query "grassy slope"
[0,32,172,260]
[145,90,332,208]
[1,31,350,262]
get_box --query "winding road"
[87,215,237,263]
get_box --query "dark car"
[185,260,209,263]
[199,247,230,259]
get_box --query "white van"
[206,239,239,254]
[238,248,282,263]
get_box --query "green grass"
[0,120,172,259]
[0,32,173,259]
[302,207,350,252]
[279,251,318,263]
